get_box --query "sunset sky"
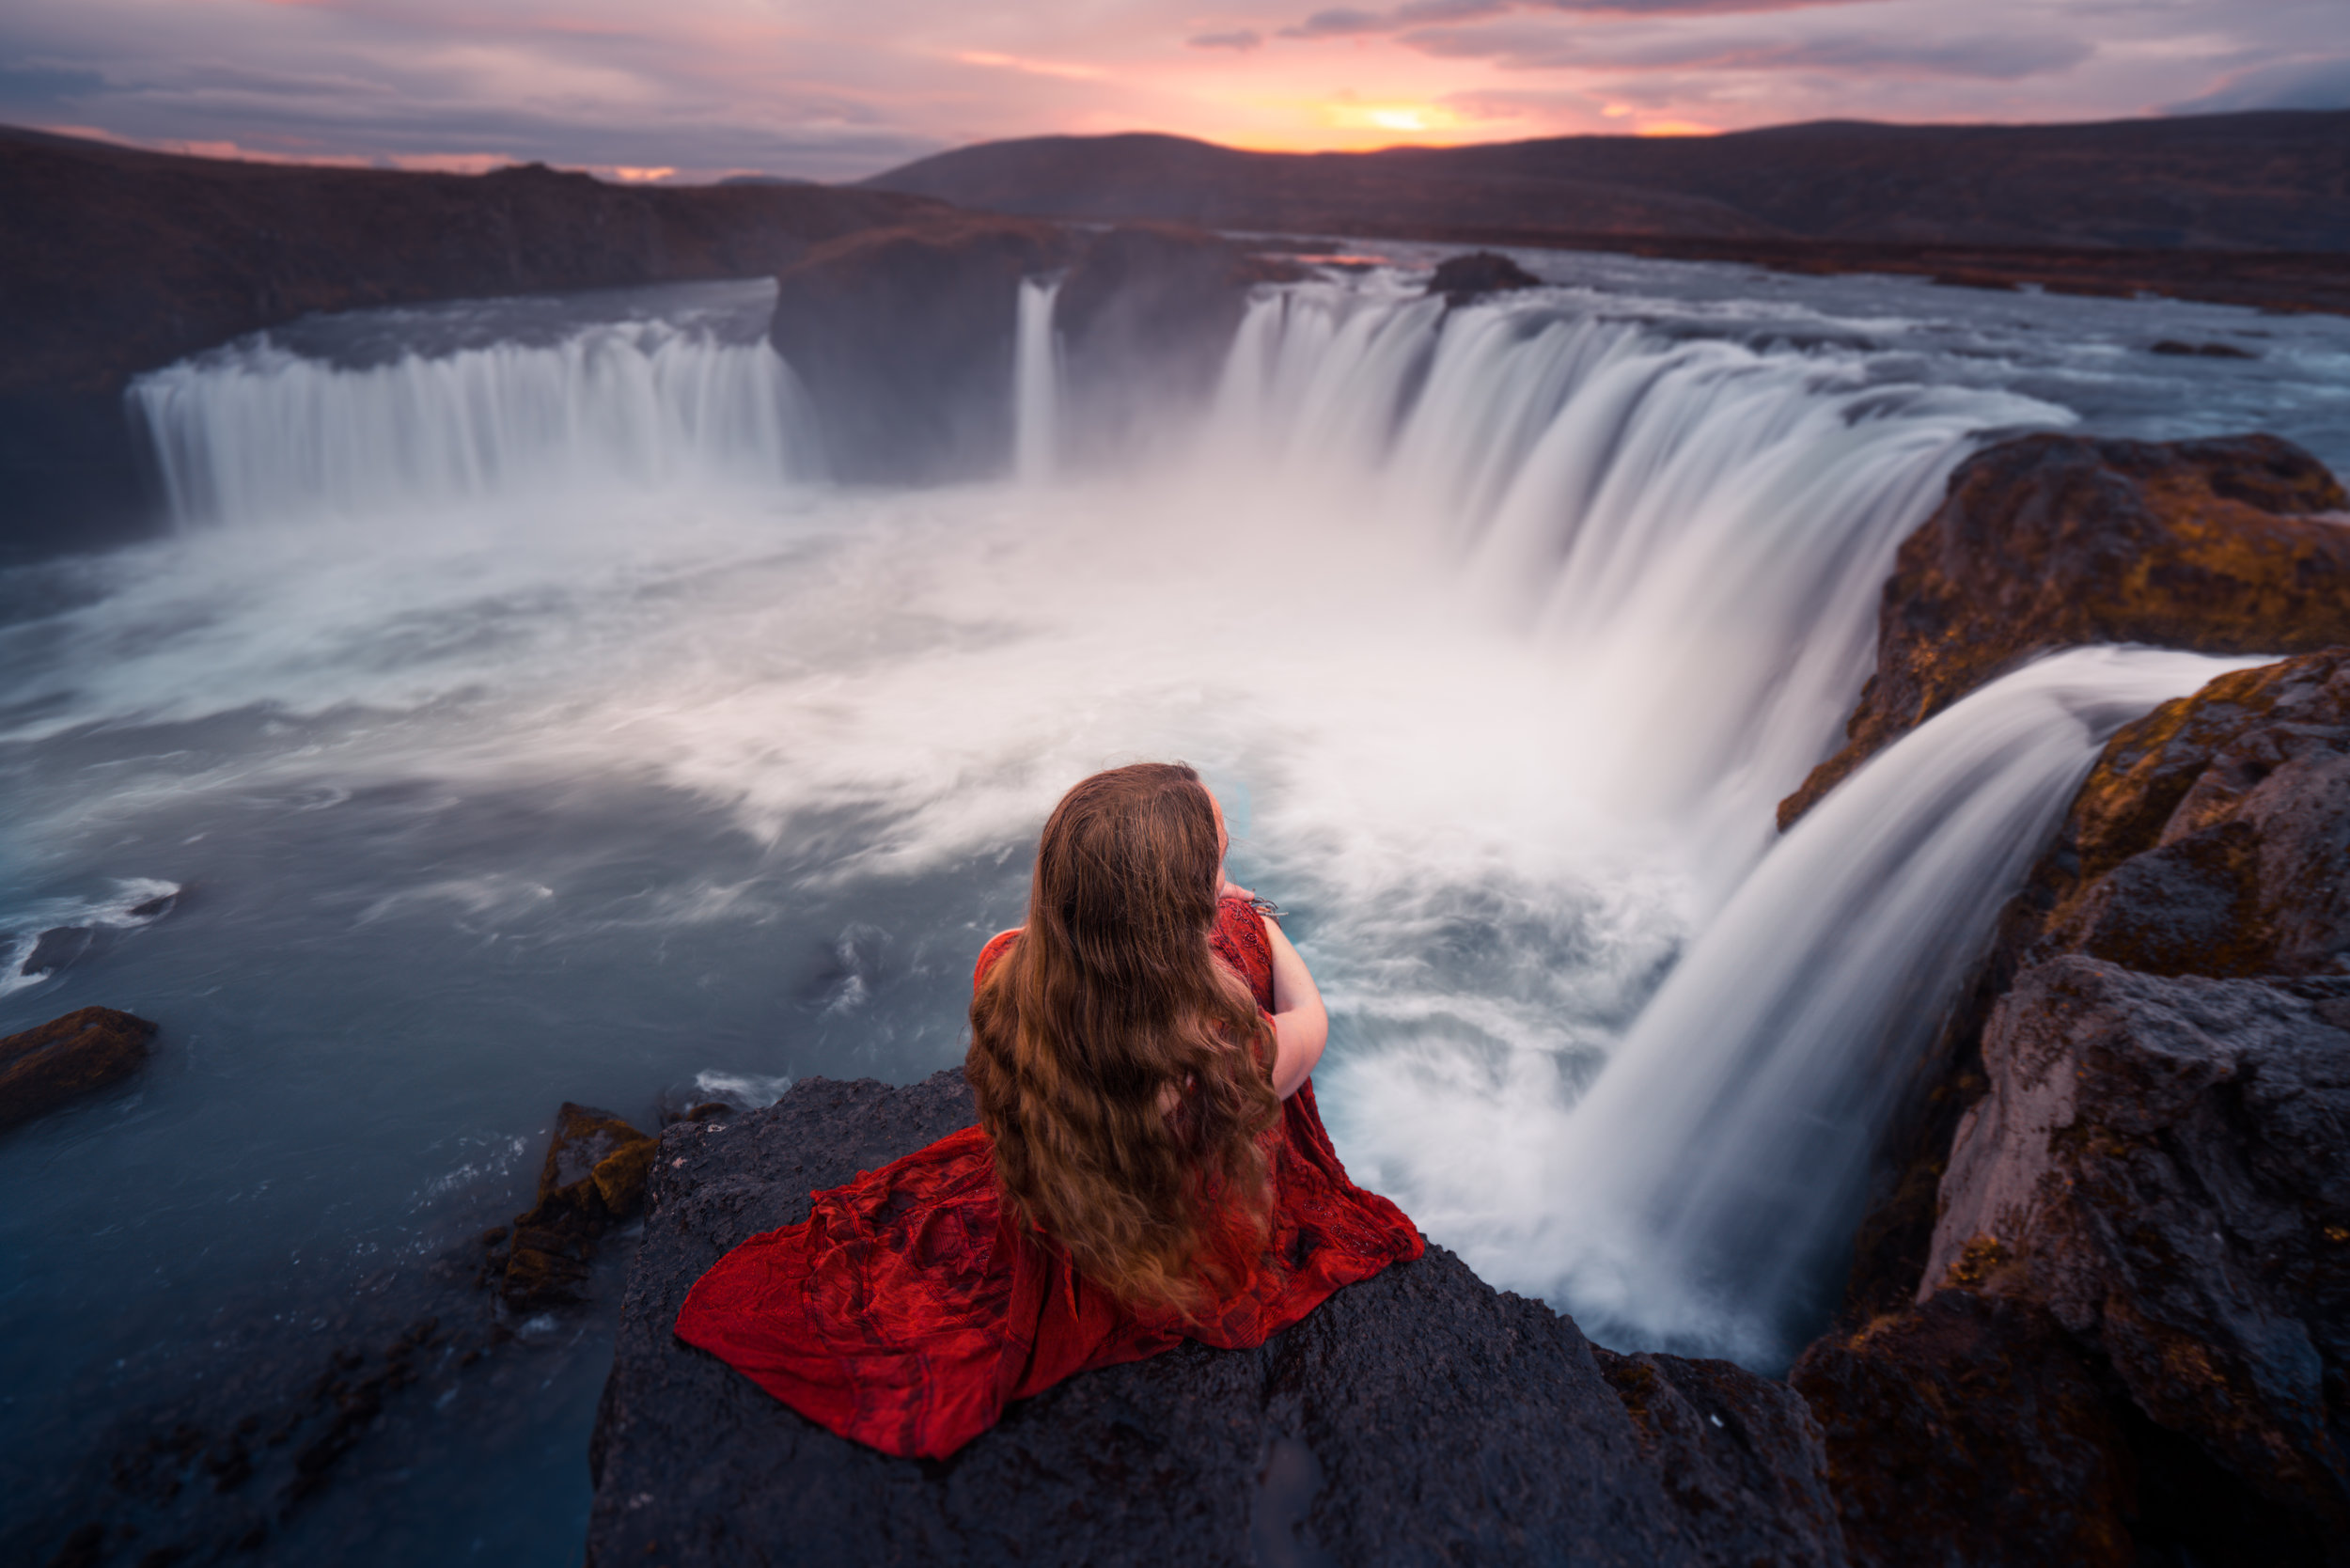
[2,0,2343,182]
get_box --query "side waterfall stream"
[4,254,2345,1562]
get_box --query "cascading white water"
[1198,282,2067,884]
[128,317,822,525]
[1373,644,2262,1363]
[1013,277,1064,484]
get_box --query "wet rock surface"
[769,213,1075,484]
[488,1101,658,1310]
[0,1006,156,1131]
[1778,433,2350,828]
[1799,649,2350,1565]
[588,1071,1844,1567]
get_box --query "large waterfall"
[1197,282,2069,881]
[130,313,822,525]
[5,259,2310,1559]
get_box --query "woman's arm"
[1261,912,1327,1100]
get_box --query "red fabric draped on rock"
[674,895,1423,1459]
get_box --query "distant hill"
[0,125,943,400]
[864,112,2350,253]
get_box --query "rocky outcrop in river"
[768,213,1074,484]
[587,1071,1845,1567]
[0,1007,155,1131]
[771,220,1297,482]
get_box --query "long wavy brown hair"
[966,761,1281,1315]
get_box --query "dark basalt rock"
[1925,959,2350,1540]
[494,1102,657,1309]
[1778,432,2350,829]
[0,1006,156,1131]
[1054,224,1303,462]
[1792,1289,2137,1567]
[588,1071,1844,1567]
[2025,649,2350,981]
[1426,250,1542,304]
[2150,338,2260,359]
[1841,651,2350,1325]
[22,925,95,979]
[771,220,1295,483]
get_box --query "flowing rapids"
[4,253,2345,1562]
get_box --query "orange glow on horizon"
[1637,120,1721,137]
[37,124,523,173]
[1323,101,1465,135]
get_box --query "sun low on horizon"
[1,0,2342,183]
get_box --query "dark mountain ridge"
[864,111,2350,253]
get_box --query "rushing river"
[4,243,2346,1563]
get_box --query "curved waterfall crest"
[1191,282,2072,870]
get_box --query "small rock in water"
[497,1102,656,1309]
[0,1006,156,1131]
[23,926,95,978]
[2149,338,2258,359]
[1426,251,1541,305]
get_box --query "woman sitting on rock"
[675,761,1422,1459]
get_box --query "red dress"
[673,895,1424,1459]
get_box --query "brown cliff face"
[1778,433,2350,829]
[768,214,1075,484]
[1053,225,1302,463]
[771,220,1295,483]
[1799,650,2350,1566]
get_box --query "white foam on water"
[691,1071,796,1110]
[0,878,181,996]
